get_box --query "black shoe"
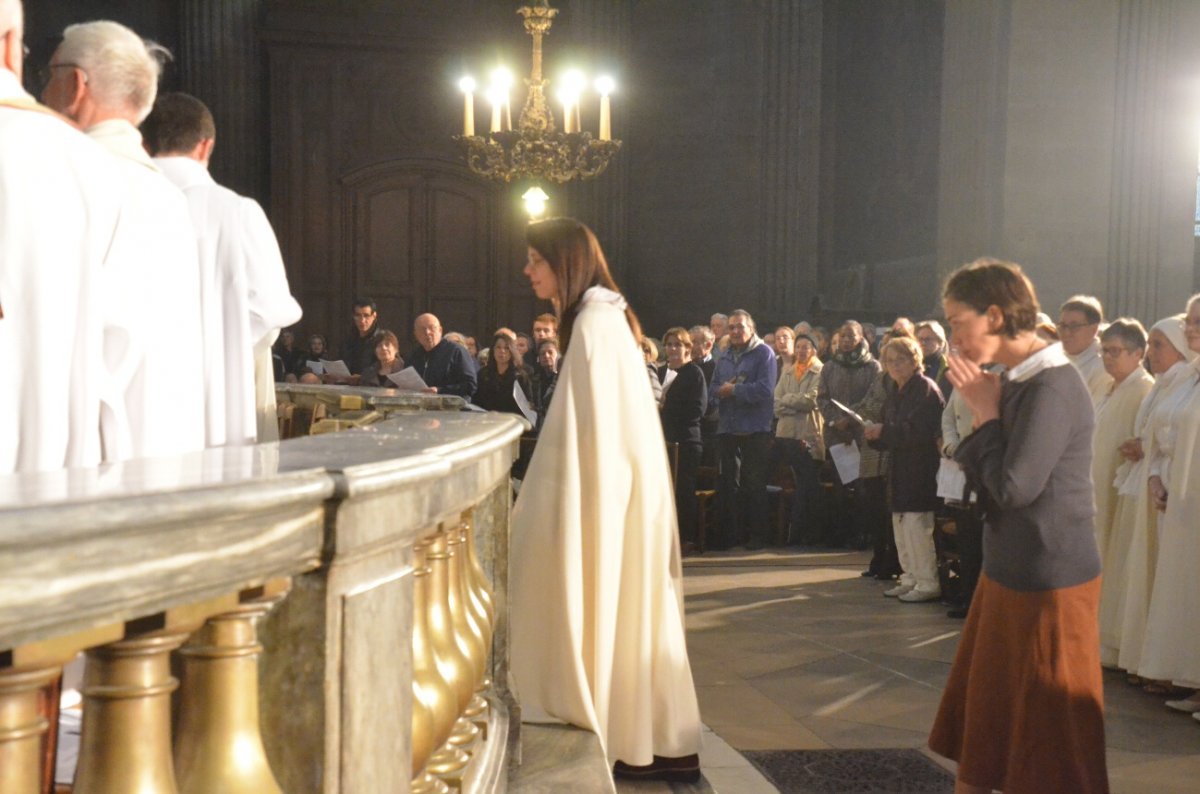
[946,606,969,619]
[614,754,701,783]
[860,569,876,578]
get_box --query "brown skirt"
[929,573,1108,794]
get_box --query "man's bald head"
[414,313,443,352]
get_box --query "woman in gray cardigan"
[928,259,1107,794]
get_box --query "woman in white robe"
[1113,316,1196,677]
[509,219,702,786]
[1137,295,1200,710]
[1092,320,1154,665]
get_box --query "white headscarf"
[1150,314,1197,364]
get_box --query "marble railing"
[0,410,525,794]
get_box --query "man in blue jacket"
[709,310,777,549]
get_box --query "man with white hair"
[0,1,134,472]
[41,20,206,459]
[143,92,302,445]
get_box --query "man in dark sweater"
[408,313,477,398]
[337,298,380,375]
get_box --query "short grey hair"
[58,20,170,123]
[915,319,946,344]
[729,309,755,332]
[689,325,715,344]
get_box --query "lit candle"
[458,76,476,136]
[562,70,586,135]
[557,89,573,133]
[595,76,615,141]
[490,67,513,133]
[488,88,502,134]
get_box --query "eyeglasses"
[38,62,87,88]
[728,323,747,331]
[1056,321,1095,332]
[353,311,375,320]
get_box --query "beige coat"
[774,358,825,460]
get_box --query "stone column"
[177,0,270,203]
[1106,0,1200,320]
[760,0,823,318]
[935,1,1011,281]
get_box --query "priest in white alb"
[41,20,206,460]
[0,0,134,474]
[143,92,302,445]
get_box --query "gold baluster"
[412,546,456,794]
[448,526,491,726]
[424,531,477,786]
[460,513,495,629]
[173,587,287,794]
[73,630,192,794]
[0,665,61,794]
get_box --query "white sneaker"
[899,589,942,603]
[1166,698,1200,713]
[883,584,913,598]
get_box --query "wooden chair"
[694,465,719,553]
[766,456,797,546]
[933,515,962,603]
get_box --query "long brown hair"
[526,217,642,350]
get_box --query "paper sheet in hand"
[319,359,351,377]
[829,398,866,425]
[829,441,861,483]
[513,382,538,426]
[306,360,324,375]
[386,367,428,391]
[937,457,967,501]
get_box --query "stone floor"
[682,548,1200,793]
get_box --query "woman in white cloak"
[1111,316,1196,677]
[1137,295,1200,711]
[1091,319,1153,665]
[509,218,703,785]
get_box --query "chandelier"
[453,1,622,185]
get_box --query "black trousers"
[772,439,824,544]
[715,432,772,548]
[861,476,901,576]
[673,441,702,545]
[949,502,983,607]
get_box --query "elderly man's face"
[711,315,728,338]
[414,315,442,351]
[727,315,751,347]
[690,331,712,361]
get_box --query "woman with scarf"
[774,331,825,544]
[509,218,702,786]
[817,320,882,548]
